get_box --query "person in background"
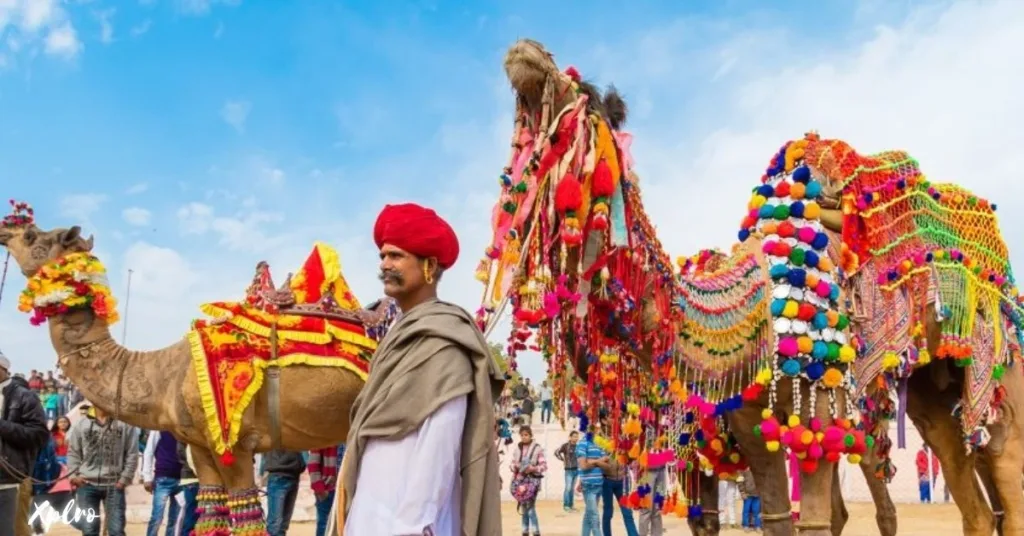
[575,425,609,536]
[142,431,182,536]
[175,443,199,536]
[637,437,670,536]
[554,431,579,512]
[509,425,546,536]
[40,388,59,424]
[718,474,739,529]
[51,418,70,464]
[308,444,344,536]
[601,439,639,536]
[26,371,43,393]
[538,380,554,425]
[738,468,761,532]
[520,394,535,427]
[915,443,940,503]
[66,406,140,536]
[0,352,51,536]
[29,437,60,535]
[260,449,306,536]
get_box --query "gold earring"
[423,263,434,285]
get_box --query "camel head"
[0,224,95,277]
[504,39,628,133]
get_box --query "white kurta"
[345,395,468,536]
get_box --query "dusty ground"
[40,499,962,535]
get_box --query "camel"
[489,39,861,536]
[0,221,394,535]
[684,135,1024,536]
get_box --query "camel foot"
[228,487,268,535]
[193,485,231,536]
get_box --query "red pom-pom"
[591,212,609,230]
[591,159,616,198]
[219,450,236,466]
[741,383,763,402]
[555,174,583,213]
[800,459,819,474]
[565,66,581,82]
[774,181,791,198]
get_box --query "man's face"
[0,367,9,383]
[569,433,578,444]
[378,244,428,298]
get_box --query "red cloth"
[916,449,940,479]
[373,203,460,269]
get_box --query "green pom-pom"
[844,434,855,448]
[827,342,840,361]
[773,204,791,220]
[514,181,528,193]
[789,248,806,266]
[753,424,763,437]
[993,364,1006,381]
[836,314,850,330]
[866,435,876,449]
[503,201,517,214]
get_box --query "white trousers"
[718,480,738,525]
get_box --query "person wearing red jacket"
[915,444,940,503]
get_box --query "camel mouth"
[504,39,558,101]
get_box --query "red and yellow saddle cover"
[187,242,374,457]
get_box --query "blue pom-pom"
[805,180,822,199]
[689,505,704,518]
[694,430,705,442]
[812,340,829,359]
[812,312,828,330]
[782,359,801,376]
[804,250,820,268]
[812,232,829,250]
[896,179,906,189]
[787,268,807,288]
[925,252,934,262]
[792,166,811,184]
[830,285,841,301]
[806,361,825,380]
[770,299,787,316]
[790,201,805,218]
[770,264,790,280]
[864,193,874,204]
[685,413,695,424]
[678,433,691,445]
[887,271,898,281]
[738,228,750,242]
[757,185,774,198]
[758,205,775,219]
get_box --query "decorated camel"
[0,205,397,536]
[477,39,866,536]
[678,134,1024,536]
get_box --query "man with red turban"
[337,203,505,536]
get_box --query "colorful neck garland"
[18,252,120,326]
[739,138,867,473]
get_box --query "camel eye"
[23,228,37,245]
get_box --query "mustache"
[378,270,404,284]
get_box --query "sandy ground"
[39,499,962,535]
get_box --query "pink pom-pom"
[798,226,817,244]
[778,337,799,357]
[815,280,831,298]
[685,395,702,409]
[808,443,824,459]
[809,417,822,432]
[762,241,777,254]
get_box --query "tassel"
[591,159,615,197]
[219,450,235,466]
[555,173,583,213]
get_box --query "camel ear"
[60,226,82,247]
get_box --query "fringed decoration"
[228,487,267,536]
[192,486,230,536]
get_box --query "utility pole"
[122,269,134,345]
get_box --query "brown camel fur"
[0,223,374,534]
[505,39,846,536]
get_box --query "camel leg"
[907,373,995,536]
[793,390,840,536]
[210,448,267,535]
[687,472,721,536]
[977,456,1005,536]
[984,423,1024,534]
[829,464,848,535]
[857,448,898,536]
[729,407,794,536]
[191,446,232,536]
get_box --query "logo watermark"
[28,499,98,533]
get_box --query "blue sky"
[2,0,1024,384]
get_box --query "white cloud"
[176,202,214,234]
[44,22,81,58]
[59,193,107,221]
[130,19,152,37]
[122,207,152,227]
[220,99,251,133]
[95,8,115,44]
[126,183,149,195]
[175,0,240,16]
[122,241,199,301]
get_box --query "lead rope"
[0,251,10,307]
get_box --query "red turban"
[373,203,460,269]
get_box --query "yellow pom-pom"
[788,415,800,427]
[766,441,781,452]
[882,352,901,370]
[749,195,767,209]
[761,408,774,420]
[782,300,799,318]
[917,349,931,365]
[848,454,862,465]
[729,452,740,463]
[756,368,773,385]
[839,345,856,363]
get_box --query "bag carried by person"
[510,443,542,505]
